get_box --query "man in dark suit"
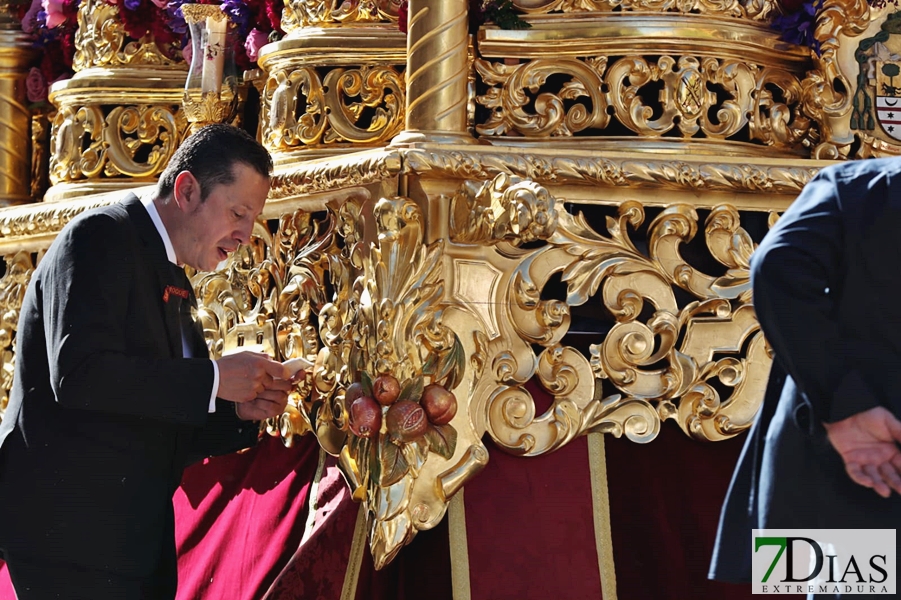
[0,124,293,598]
[710,158,901,598]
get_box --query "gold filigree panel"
[508,0,776,19]
[282,0,402,31]
[475,53,811,151]
[261,65,405,154]
[49,102,185,184]
[445,174,771,451]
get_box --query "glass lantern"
[180,4,237,134]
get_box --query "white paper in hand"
[282,356,314,379]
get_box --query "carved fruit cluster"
[346,374,458,443]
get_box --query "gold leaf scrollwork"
[509,0,776,19]
[475,197,769,454]
[261,66,404,152]
[802,0,870,159]
[49,104,183,184]
[281,0,401,31]
[475,58,610,137]
[0,252,35,422]
[103,106,183,178]
[191,211,334,446]
[476,53,808,149]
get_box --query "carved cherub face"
[505,180,557,243]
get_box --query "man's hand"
[823,406,901,498]
[234,369,306,421]
[235,389,289,421]
[216,351,291,403]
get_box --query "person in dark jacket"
[0,124,293,598]
[710,158,901,599]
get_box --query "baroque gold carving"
[49,103,184,184]
[802,0,876,159]
[0,252,35,422]
[450,173,558,244]
[508,0,776,19]
[450,183,769,450]
[261,65,404,152]
[189,193,485,569]
[72,0,179,71]
[404,148,819,194]
[282,0,401,31]
[308,194,485,569]
[0,196,115,241]
[268,150,402,200]
[475,54,811,149]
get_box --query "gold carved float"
[0,0,891,574]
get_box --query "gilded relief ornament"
[508,0,777,19]
[475,54,811,149]
[49,103,184,184]
[445,175,770,451]
[834,5,901,157]
[261,65,405,153]
[281,0,402,30]
[318,195,483,568]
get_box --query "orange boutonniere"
[163,285,190,303]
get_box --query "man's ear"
[172,171,200,212]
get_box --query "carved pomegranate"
[420,384,457,425]
[373,374,401,406]
[348,395,381,439]
[345,382,365,404]
[386,400,428,442]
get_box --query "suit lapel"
[122,194,184,358]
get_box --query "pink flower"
[20,0,43,33]
[182,42,193,66]
[42,0,67,28]
[26,68,48,103]
[150,0,167,6]
[243,28,269,63]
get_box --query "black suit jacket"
[0,194,257,577]
[710,158,901,582]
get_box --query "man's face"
[178,163,269,271]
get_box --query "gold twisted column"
[393,0,474,145]
[0,28,35,206]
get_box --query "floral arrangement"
[12,0,285,104]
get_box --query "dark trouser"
[4,550,176,600]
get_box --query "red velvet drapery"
[0,421,806,599]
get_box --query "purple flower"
[221,0,251,36]
[166,0,188,36]
[123,0,142,10]
[771,0,822,54]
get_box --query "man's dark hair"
[157,124,273,201]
